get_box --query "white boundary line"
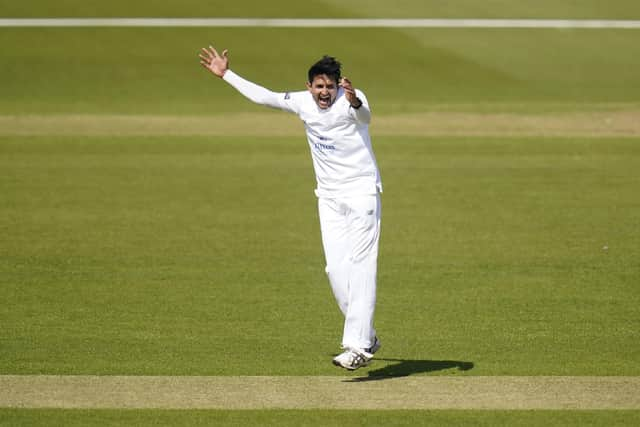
[1,18,640,28]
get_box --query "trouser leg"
[318,198,350,316]
[318,194,381,350]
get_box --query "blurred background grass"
[1,27,640,114]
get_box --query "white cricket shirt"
[223,70,382,198]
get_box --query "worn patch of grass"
[2,375,639,410]
[1,111,639,137]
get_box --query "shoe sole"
[332,359,353,370]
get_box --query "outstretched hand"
[339,77,362,108]
[199,45,229,77]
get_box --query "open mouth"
[318,94,332,108]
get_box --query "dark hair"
[307,55,342,84]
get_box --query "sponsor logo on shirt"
[314,142,336,151]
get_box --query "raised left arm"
[199,45,229,78]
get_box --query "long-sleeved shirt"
[223,70,382,198]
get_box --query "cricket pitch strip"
[1,375,639,410]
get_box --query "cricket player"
[200,46,382,370]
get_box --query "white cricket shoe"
[332,348,373,371]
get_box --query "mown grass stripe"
[1,376,639,410]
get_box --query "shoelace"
[348,350,368,366]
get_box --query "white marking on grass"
[1,18,640,28]
[1,376,639,410]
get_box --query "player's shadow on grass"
[344,358,474,382]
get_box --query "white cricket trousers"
[318,193,381,351]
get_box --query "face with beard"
[306,74,339,109]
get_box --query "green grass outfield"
[1,409,640,427]
[2,135,639,377]
[2,1,640,425]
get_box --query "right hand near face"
[199,45,229,77]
